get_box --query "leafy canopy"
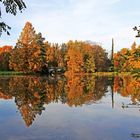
[0,0,26,36]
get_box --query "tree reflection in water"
[131,133,140,138]
[0,75,139,127]
[114,76,140,106]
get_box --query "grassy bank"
[0,71,25,75]
[93,72,132,77]
[0,71,134,76]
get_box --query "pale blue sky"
[1,0,140,52]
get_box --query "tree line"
[0,22,140,74]
[114,42,140,73]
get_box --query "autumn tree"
[128,43,140,72]
[0,45,12,70]
[45,43,63,67]
[79,41,109,72]
[65,41,84,75]
[10,22,47,73]
[92,45,109,72]
[114,48,130,72]
[83,53,95,73]
[10,22,36,72]
[114,42,140,73]
[60,43,68,68]
[27,33,47,72]
[65,40,109,74]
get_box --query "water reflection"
[131,133,140,138]
[0,75,139,128]
[114,76,140,103]
[114,76,140,112]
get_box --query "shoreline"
[0,71,133,76]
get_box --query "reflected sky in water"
[0,75,140,140]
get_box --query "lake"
[0,75,140,140]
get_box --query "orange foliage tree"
[0,45,12,70]
[9,22,47,73]
[45,43,62,67]
[65,41,84,75]
[114,42,140,72]
[65,40,109,75]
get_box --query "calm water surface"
[0,75,140,140]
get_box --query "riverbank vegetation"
[0,22,140,75]
[0,71,24,75]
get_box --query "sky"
[1,0,140,52]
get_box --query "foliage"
[45,43,62,67]
[114,42,140,73]
[9,22,47,73]
[1,21,140,74]
[5,22,110,74]
[114,76,140,103]
[0,45,12,70]
[0,0,26,36]
[65,40,109,75]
